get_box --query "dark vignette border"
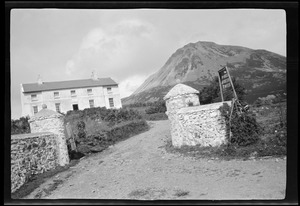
[4,1,298,205]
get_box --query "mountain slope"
[123,41,286,104]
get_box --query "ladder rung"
[222,82,231,85]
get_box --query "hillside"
[122,41,286,104]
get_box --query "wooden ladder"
[217,66,248,142]
[217,66,238,102]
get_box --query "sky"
[10,9,286,119]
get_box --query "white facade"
[21,84,122,117]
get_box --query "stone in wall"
[29,105,69,166]
[11,132,58,193]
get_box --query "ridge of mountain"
[122,41,286,105]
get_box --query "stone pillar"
[29,104,69,166]
[163,83,200,147]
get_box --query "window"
[87,88,93,95]
[54,92,60,99]
[107,87,112,94]
[71,90,76,97]
[31,94,37,101]
[89,99,94,108]
[109,98,114,108]
[33,106,38,114]
[55,103,60,113]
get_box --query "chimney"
[37,75,43,85]
[91,70,98,80]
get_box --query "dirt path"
[24,120,286,200]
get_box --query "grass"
[11,159,79,199]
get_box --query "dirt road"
[25,120,286,200]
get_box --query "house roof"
[22,78,118,93]
[163,83,199,100]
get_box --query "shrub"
[144,113,168,121]
[230,112,261,146]
[145,101,166,114]
[76,121,86,139]
[219,102,262,147]
[104,108,143,126]
[11,116,31,135]
[106,120,149,143]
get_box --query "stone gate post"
[163,83,200,147]
[29,104,69,166]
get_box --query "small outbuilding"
[163,83,200,114]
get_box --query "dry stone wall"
[173,102,231,147]
[11,132,58,193]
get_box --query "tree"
[199,76,246,105]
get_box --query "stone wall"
[11,132,58,193]
[172,101,231,147]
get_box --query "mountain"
[122,41,286,105]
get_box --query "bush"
[65,107,143,127]
[103,108,143,126]
[11,116,31,135]
[144,113,168,121]
[76,121,86,139]
[106,120,149,143]
[219,102,262,147]
[145,101,166,114]
[230,112,261,146]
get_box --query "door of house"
[72,104,79,111]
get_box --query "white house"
[20,75,122,117]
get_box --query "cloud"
[65,19,157,80]
[118,75,147,98]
